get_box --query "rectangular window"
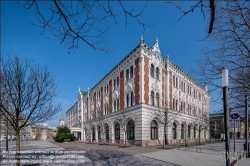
[114,100,116,112]
[130,66,133,79]
[173,76,175,87]
[127,94,130,107]
[114,79,116,89]
[126,69,129,81]
[176,78,178,88]
[183,83,185,92]
[117,77,119,87]
[199,93,201,101]
[117,99,119,111]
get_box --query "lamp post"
[6,117,8,151]
[245,95,249,158]
[222,68,230,166]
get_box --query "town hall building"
[66,37,210,146]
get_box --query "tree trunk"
[199,128,201,145]
[16,129,21,166]
[124,131,127,147]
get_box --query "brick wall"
[94,92,96,118]
[169,71,172,109]
[134,58,140,104]
[120,71,124,109]
[109,80,112,113]
[101,87,103,116]
[162,69,164,107]
[144,57,149,104]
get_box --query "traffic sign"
[231,113,239,119]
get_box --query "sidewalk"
[0,140,249,166]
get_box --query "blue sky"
[1,1,218,127]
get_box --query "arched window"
[127,94,130,107]
[98,126,101,139]
[150,64,155,77]
[156,67,159,80]
[151,120,158,140]
[131,92,134,106]
[151,91,155,106]
[156,93,159,107]
[105,124,109,140]
[172,123,177,139]
[188,125,191,138]
[115,123,120,140]
[127,120,135,140]
[194,126,196,139]
[181,124,184,139]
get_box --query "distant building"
[210,109,246,139]
[66,37,210,145]
[30,123,57,140]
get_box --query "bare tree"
[145,102,177,148]
[0,55,61,166]
[16,1,151,54]
[167,0,215,34]
[189,0,250,112]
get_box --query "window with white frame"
[156,93,159,107]
[104,104,109,115]
[126,94,130,107]
[113,79,116,89]
[131,92,134,106]
[130,66,133,79]
[151,91,155,106]
[117,99,119,111]
[116,77,119,88]
[173,76,175,87]
[151,64,155,78]
[126,69,129,81]
[113,100,116,112]
[156,67,159,80]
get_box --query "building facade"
[210,109,247,139]
[66,37,210,146]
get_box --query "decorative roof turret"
[152,37,161,54]
[60,112,64,121]
[140,35,146,45]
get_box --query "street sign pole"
[231,112,239,153]
[234,118,236,152]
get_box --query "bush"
[54,126,75,142]
[64,139,71,142]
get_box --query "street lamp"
[222,68,230,166]
[245,95,249,158]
